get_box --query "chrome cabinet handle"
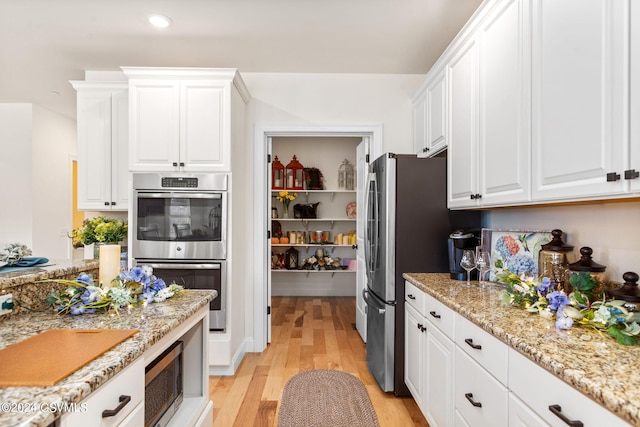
[102,395,131,418]
[429,311,441,319]
[548,405,583,427]
[464,393,482,408]
[465,338,482,350]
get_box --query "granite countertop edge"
[0,288,216,427]
[403,272,640,426]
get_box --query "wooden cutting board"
[0,329,138,386]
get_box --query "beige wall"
[487,200,640,285]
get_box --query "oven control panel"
[161,177,198,188]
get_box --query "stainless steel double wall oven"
[132,173,227,331]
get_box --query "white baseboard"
[208,338,251,376]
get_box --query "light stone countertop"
[403,272,640,426]
[0,262,216,427]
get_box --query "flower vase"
[84,243,95,260]
[98,244,121,289]
[282,202,290,218]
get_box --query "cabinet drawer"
[455,313,508,385]
[424,292,454,339]
[509,349,631,427]
[405,281,426,315]
[60,357,144,427]
[455,347,508,427]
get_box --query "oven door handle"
[135,191,222,199]
[145,263,221,270]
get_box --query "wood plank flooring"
[209,296,429,427]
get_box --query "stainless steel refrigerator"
[363,153,480,396]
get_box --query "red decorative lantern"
[272,155,285,190]
[285,155,304,190]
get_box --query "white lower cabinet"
[404,303,426,411]
[509,348,631,427]
[59,358,144,427]
[424,322,455,427]
[454,347,508,427]
[508,393,547,427]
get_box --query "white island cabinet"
[122,67,250,173]
[59,304,212,427]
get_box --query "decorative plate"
[346,202,357,219]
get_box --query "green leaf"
[495,259,503,269]
[608,327,639,346]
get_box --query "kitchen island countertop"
[403,272,640,426]
[0,287,216,427]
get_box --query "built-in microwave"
[145,340,184,427]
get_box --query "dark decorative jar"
[564,247,607,299]
[607,272,640,310]
[538,229,573,292]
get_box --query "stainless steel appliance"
[132,173,228,331]
[145,340,183,427]
[132,173,227,260]
[364,153,481,395]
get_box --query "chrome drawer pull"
[549,404,583,427]
[102,395,131,418]
[429,311,441,319]
[464,393,482,408]
[464,338,482,350]
[407,294,416,300]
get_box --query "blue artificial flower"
[555,307,573,330]
[70,304,87,315]
[547,291,570,311]
[80,287,99,304]
[505,254,537,276]
[537,277,551,294]
[151,278,166,291]
[77,273,93,285]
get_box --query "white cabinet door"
[424,322,454,427]
[128,79,180,171]
[111,90,129,209]
[355,140,368,342]
[478,0,531,206]
[76,90,112,211]
[75,86,128,211]
[630,1,640,193]
[414,91,428,157]
[427,72,447,155]
[531,0,627,201]
[404,303,425,410]
[180,80,228,171]
[508,393,548,427]
[447,37,479,209]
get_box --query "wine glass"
[475,250,491,288]
[460,249,476,286]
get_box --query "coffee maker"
[448,229,480,280]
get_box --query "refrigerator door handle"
[364,173,376,278]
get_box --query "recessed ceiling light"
[149,14,172,28]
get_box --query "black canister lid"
[567,247,606,272]
[607,272,640,302]
[540,229,574,252]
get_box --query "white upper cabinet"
[71,81,129,211]
[447,0,530,209]
[531,0,628,201]
[478,0,531,206]
[447,37,479,209]
[630,2,640,193]
[413,69,448,157]
[123,67,250,173]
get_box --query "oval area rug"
[278,369,380,427]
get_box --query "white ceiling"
[0,0,482,120]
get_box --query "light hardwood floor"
[209,296,429,427]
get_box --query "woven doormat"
[278,370,380,427]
